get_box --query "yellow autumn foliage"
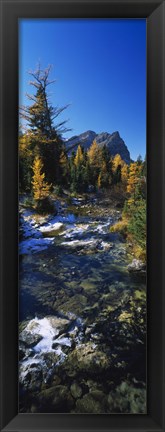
[97,173,101,188]
[19,132,33,158]
[127,162,141,195]
[121,163,128,184]
[112,154,124,173]
[87,139,102,169]
[74,145,83,166]
[110,219,128,236]
[32,156,52,201]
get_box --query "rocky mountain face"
[65,130,131,164]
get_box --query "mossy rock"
[133,290,146,302]
[38,385,74,412]
[103,305,118,314]
[106,380,146,414]
[60,294,87,315]
[89,389,106,402]
[85,379,103,392]
[80,281,97,293]
[70,382,83,399]
[118,311,132,323]
[51,375,61,386]
[76,393,104,413]
[64,342,110,377]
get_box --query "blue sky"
[19,19,146,160]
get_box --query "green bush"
[53,185,63,196]
[23,196,34,208]
[128,199,146,249]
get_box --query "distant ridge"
[65,130,131,164]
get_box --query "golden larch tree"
[74,145,84,166]
[19,132,33,159]
[32,156,52,201]
[127,162,141,195]
[121,162,128,185]
[112,154,124,173]
[97,173,101,189]
[87,139,102,169]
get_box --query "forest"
[19,66,146,262]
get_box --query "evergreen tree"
[128,199,146,249]
[20,65,70,185]
[114,165,122,184]
[19,131,33,191]
[142,155,147,177]
[83,160,92,189]
[59,150,69,186]
[101,145,112,187]
[137,154,143,166]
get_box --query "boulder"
[106,381,146,414]
[76,393,104,413]
[38,385,74,411]
[39,222,64,236]
[19,361,42,392]
[127,259,146,274]
[19,329,43,348]
[70,382,83,399]
[64,342,110,377]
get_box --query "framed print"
[0,0,165,431]
[18,17,147,416]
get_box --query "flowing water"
[19,197,146,414]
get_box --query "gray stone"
[19,331,42,348]
[70,382,83,399]
[39,385,74,410]
[127,259,146,273]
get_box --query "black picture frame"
[0,0,165,431]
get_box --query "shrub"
[23,195,34,208]
[53,185,63,196]
[131,243,146,261]
[36,197,55,215]
[110,219,128,236]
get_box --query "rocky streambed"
[19,194,146,414]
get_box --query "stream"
[19,195,146,414]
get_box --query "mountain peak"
[65,130,130,164]
[112,131,120,137]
